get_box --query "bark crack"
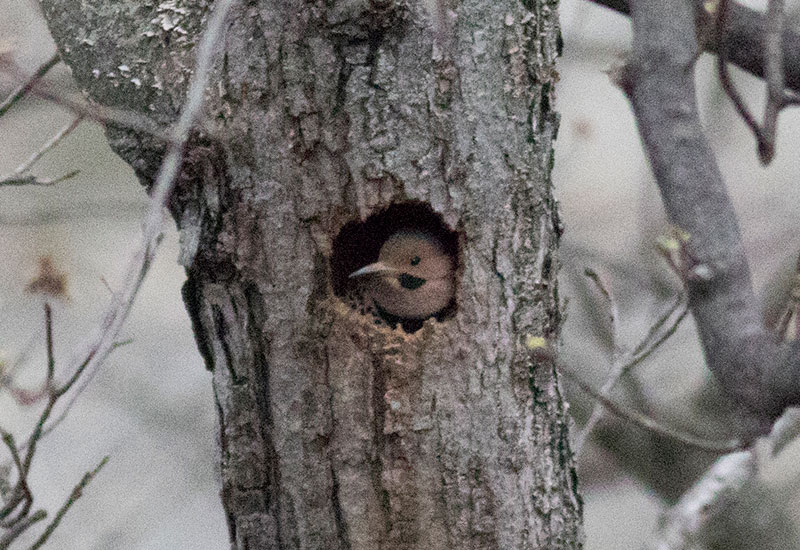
[243,284,283,547]
[330,465,352,550]
[371,356,391,544]
[212,304,242,385]
[324,343,352,550]
[215,388,238,543]
[432,397,455,548]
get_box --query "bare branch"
[21,395,57,477]
[716,0,764,157]
[0,58,172,143]
[576,268,623,452]
[0,3,237,538]
[0,510,45,549]
[0,301,119,546]
[715,0,789,164]
[645,451,756,550]
[584,268,622,359]
[0,117,82,187]
[0,171,80,187]
[0,333,41,384]
[588,0,800,96]
[576,289,689,453]
[44,304,54,383]
[761,0,786,162]
[563,364,741,453]
[626,295,688,372]
[620,0,796,435]
[768,406,800,456]
[35,0,239,441]
[8,116,81,177]
[592,0,800,164]
[0,432,32,526]
[27,456,109,550]
[0,54,59,117]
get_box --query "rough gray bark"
[38,0,581,548]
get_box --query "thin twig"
[0,117,82,187]
[575,380,614,453]
[5,336,40,376]
[44,303,54,383]
[0,331,41,388]
[575,268,624,452]
[0,54,59,117]
[0,510,45,549]
[15,117,81,176]
[584,268,622,359]
[0,58,172,143]
[717,0,763,150]
[563,365,741,453]
[0,170,80,187]
[761,0,786,163]
[0,331,124,544]
[0,432,32,526]
[27,456,109,550]
[782,91,800,106]
[2,4,234,541]
[716,0,790,164]
[630,293,685,358]
[34,0,238,442]
[576,288,689,453]
[624,297,689,374]
[21,395,57,476]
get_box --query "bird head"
[348,230,455,320]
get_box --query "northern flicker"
[348,230,455,324]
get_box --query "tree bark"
[38,0,581,548]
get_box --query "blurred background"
[1,0,799,548]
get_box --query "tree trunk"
[39,0,581,547]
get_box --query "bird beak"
[349,262,400,278]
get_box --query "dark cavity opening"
[331,201,458,332]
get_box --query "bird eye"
[410,256,421,266]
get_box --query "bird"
[348,230,455,325]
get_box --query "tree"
[6,0,800,547]
[569,1,800,548]
[33,0,581,548]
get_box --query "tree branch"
[562,364,741,453]
[34,0,239,441]
[0,117,82,187]
[0,54,59,117]
[620,0,800,435]
[0,57,173,144]
[575,281,688,453]
[27,456,109,550]
[645,450,756,550]
[589,0,800,96]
